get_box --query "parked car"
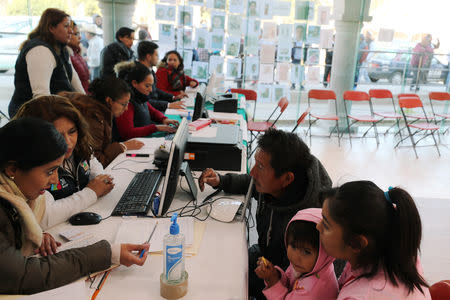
[367,51,449,84]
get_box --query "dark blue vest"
[9,38,74,117]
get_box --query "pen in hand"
[139,221,158,258]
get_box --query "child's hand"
[255,257,280,287]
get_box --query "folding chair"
[397,93,433,121]
[307,89,341,146]
[430,280,450,300]
[369,89,403,138]
[395,97,440,158]
[292,107,311,133]
[247,97,289,158]
[429,92,450,134]
[343,91,381,146]
[229,88,257,121]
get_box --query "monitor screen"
[157,118,189,216]
[192,92,206,121]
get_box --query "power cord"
[110,159,153,173]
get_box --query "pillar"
[98,0,137,45]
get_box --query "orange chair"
[292,107,311,133]
[369,89,403,138]
[343,91,382,146]
[307,89,341,146]
[230,88,257,121]
[430,280,450,300]
[429,92,450,133]
[247,97,289,158]
[398,93,433,121]
[395,96,440,158]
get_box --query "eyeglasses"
[117,101,129,108]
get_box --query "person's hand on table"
[163,118,179,127]
[87,174,115,197]
[189,81,197,88]
[174,93,187,100]
[34,232,61,256]
[168,101,186,110]
[120,243,149,267]
[255,257,280,288]
[123,139,144,150]
[198,168,220,192]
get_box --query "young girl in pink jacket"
[255,208,339,300]
[317,181,431,300]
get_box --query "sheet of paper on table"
[16,280,86,300]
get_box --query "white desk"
[46,138,249,300]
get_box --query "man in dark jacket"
[136,41,186,112]
[198,128,332,300]
[100,27,135,78]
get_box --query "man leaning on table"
[198,128,332,300]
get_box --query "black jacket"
[218,155,331,270]
[100,41,134,78]
[9,38,73,117]
[48,156,90,200]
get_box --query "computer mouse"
[69,212,102,226]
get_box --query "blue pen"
[140,221,158,258]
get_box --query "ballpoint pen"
[139,221,158,258]
[91,270,110,300]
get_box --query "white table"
[46,137,249,300]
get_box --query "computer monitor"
[157,118,189,216]
[192,92,207,121]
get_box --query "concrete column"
[98,0,136,45]
[329,0,372,129]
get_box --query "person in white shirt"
[85,24,104,80]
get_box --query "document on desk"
[208,111,241,122]
[16,280,85,300]
[190,126,217,138]
[114,217,194,253]
[124,137,167,155]
[165,108,193,117]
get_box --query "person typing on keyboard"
[0,118,149,295]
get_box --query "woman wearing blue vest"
[9,8,85,118]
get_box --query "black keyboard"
[111,169,162,216]
[165,133,175,140]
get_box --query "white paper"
[159,24,174,43]
[195,28,208,49]
[260,44,276,64]
[307,25,321,44]
[209,55,225,75]
[226,36,241,57]
[208,111,240,121]
[226,58,242,78]
[277,43,292,62]
[257,83,272,103]
[59,227,92,241]
[306,66,320,82]
[247,1,260,18]
[209,30,225,51]
[211,11,226,30]
[227,14,242,36]
[262,22,277,40]
[275,62,291,83]
[58,234,100,252]
[247,19,261,35]
[278,24,293,43]
[178,49,193,69]
[189,0,204,5]
[165,109,193,117]
[17,280,86,300]
[229,0,245,13]
[155,4,176,22]
[178,6,194,27]
[272,84,290,102]
[294,0,310,20]
[318,6,331,25]
[192,61,209,82]
[294,23,307,42]
[191,126,218,138]
[245,34,260,55]
[274,0,291,16]
[207,0,226,10]
[245,56,259,79]
[306,48,320,65]
[320,28,334,48]
[260,0,273,19]
[378,28,395,42]
[177,28,193,49]
[259,64,274,83]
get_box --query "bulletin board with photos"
[153,0,334,102]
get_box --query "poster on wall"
[317,6,331,25]
[320,28,333,48]
[178,6,194,27]
[192,61,209,82]
[291,64,304,85]
[211,11,226,30]
[378,28,395,42]
[294,1,310,20]
[195,28,208,49]
[159,24,175,43]
[260,0,273,19]
[209,30,225,51]
[226,36,241,57]
[278,24,293,43]
[178,49,193,69]
[155,4,176,22]
[274,0,291,16]
[272,84,290,102]
[260,44,276,64]
[247,0,260,18]
[259,63,274,83]
[229,0,245,14]
[189,0,204,5]
[207,0,226,10]
[294,23,306,43]
[277,43,292,62]
[306,66,320,82]
[209,55,224,74]
[177,28,193,49]
[258,83,273,103]
[226,58,242,78]
[307,25,321,44]
[275,62,291,83]
[247,19,261,35]
[245,56,259,79]
[246,34,259,55]
[160,0,176,3]
[262,22,277,40]
[227,14,242,36]
[306,48,320,65]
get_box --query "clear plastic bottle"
[163,213,185,284]
[186,112,192,123]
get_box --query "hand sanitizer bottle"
[163,213,185,284]
[187,111,192,123]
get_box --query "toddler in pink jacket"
[255,208,338,300]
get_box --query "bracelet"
[120,142,127,152]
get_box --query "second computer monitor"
[157,118,189,216]
[192,92,206,121]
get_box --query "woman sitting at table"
[60,76,145,168]
[14,96,113,229]
[115,61,178,140]
[0,118,149,295]
[156,50,198,96]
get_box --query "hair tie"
[384,186,396,208]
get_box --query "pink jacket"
[263,208,339,300]
[337,261,431,300]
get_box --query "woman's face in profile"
[49,17,72,44]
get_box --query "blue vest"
[9,38,74,117]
